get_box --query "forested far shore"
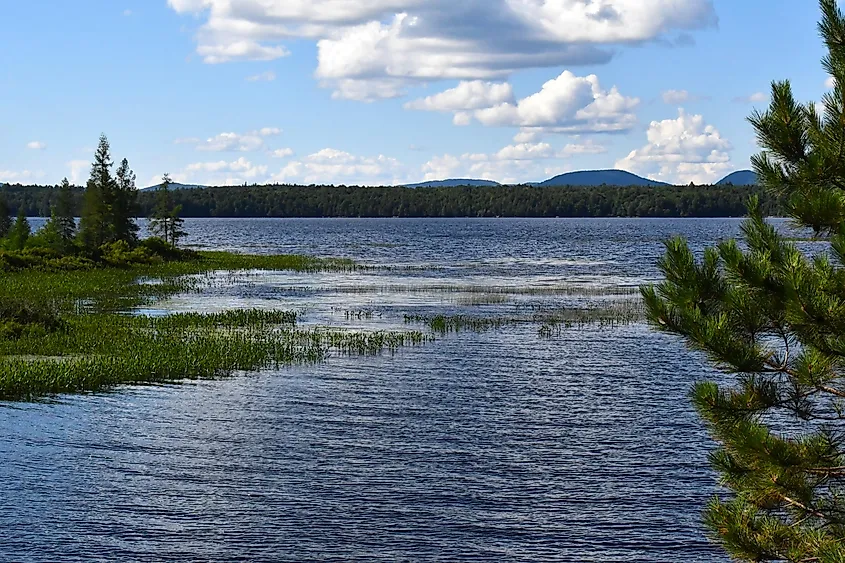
[0,183,780,218]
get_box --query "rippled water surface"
[1,218,759,562]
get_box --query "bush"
[0,299,65,339]
[138,237,195,261]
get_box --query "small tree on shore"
[150,174,186,246]
[78,135,115,251]
[114,158,139,245]
[7,208,30,250]
[643,2,845,560]
[0,196,11,239]
[54,178,77,243]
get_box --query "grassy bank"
[0,252,423,401]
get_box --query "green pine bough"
[641,2,845,560]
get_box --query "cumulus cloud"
[271,148,406,185]
[246,71,277,82]
[826,76,837,89]
[405,81,515,112]
[168,0,718,99]
[615,109,733,184]
[180,128,282,152]
[68,160,90,184]
[420,138,607,184]
[271,148,294,158]
[0,170,44,184]
[181,157,269,185]
[26,141,47,150]
[472,71,639,134]
[733,92,768,104]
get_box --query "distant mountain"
[404,179,500,188]
[717,170,758,186]
[537,169,671,187]
[141,182,207,191]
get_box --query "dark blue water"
[0,218,754,562]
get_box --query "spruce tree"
[643,2,845,560]
[7,208,30,250]
[54,178,76,243]
[114,158,139,245]
[0,195,11,239]
[77,135,115,251]
[149,173,173,244]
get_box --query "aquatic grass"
[405,299,645,335]
[0,308,431,400]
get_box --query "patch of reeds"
[0,308,430,401]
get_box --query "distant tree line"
[0,182,780,219]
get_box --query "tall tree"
[114,158,139,245]
[149,174,186,245]
[643,2,845,560]
[0,195,11,239]
[77,134,115,251]
[7,207,30,250]
[54,178,77,243]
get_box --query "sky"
[0,1,836,188]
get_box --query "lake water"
[1,218,757,562]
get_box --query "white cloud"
[0,170,44,184]
[405,81,515,112]
[471,71,639,134]
[26,141,47,150]
[181,157,269,185]
[271,148,295,158]
[68,160,90,184]
[168,0,717,98]
[826,76,837,89]
[615,109,733,184]
[199,41,289,64]
[271,148,406,185]
[662,90,690,104]
[419,138,607,184]
[733,92,767,104]
[123,9,133,16]
[560,140,608,155]
[181,128,282,152]
[246,71,277,82]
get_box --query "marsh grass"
[0,309,429,400]
[405,299,645,335]
[0,251,437,401]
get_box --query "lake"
[0,218,751,562]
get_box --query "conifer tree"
[149,174,186,246]
[0,195,11,239]
[114,158,139,245]
[54,178,76,243]
[7,208,30,250]
[643,2,845,560]
[78,135,115,251]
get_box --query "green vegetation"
[404,300,644,335]
[642,2,845,559]
[2,182,779,219]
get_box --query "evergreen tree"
[77,135,115,251]
[149,174,186,245]
[0,195,11,239]
[643,2,845,560]
[114,158,139,245]
[54,178,76,243]
[7,208,30,250]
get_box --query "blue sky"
[0,1,834,187]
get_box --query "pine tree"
[0,195,11,239]
[114,158,139,245]
[7,208,30,250]
[77,135,115,251]
[642,2,845,560]
[54,178,76,243]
